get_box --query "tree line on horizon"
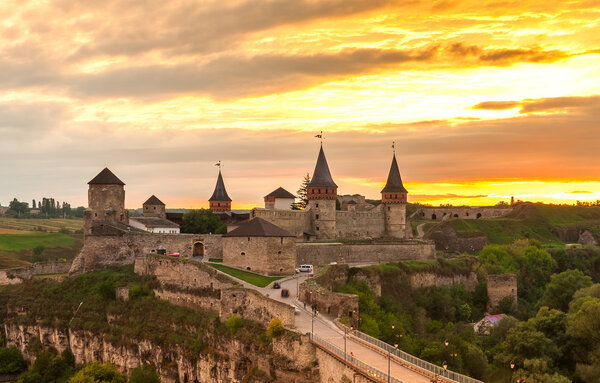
[3,198,85,219]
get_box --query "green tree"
[68,361,125,383]
[225,314,243,335]
[540,270,592,311]
[31,246,45,263]
[292,173,311,210]
[0,346,27,373]
[129,363,160,383]
[181,209,226,234]
[9,198,29,217]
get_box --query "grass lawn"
[0,254,31,268]
[208,264,281,287]
[208,258,223,263]
[0,232,75,251]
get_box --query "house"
[474,314,507,335]
[129,217,180,234]
[264,187,296,210]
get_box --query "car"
[294,307,300,315]
[329,261,337,265]
[272,282,281,289]
[281,289,290,298]
[298,264,313,272]
[167,253,180,258]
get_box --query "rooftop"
[88,168,125,186]
[381,154,408,194]
[265,187,296,199]
[130,217,180,229]
[143,195,165,206]
[307,145,337,188]
[224,217,295,237]
[209,170,232,202]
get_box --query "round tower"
[381,152,408,238]
[84,167,129,235]
[307,145,337,239]
[209,168,232,214]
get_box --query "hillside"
[439,203,600,245]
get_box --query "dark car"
[273,282,281,289]
[281,289,289,298]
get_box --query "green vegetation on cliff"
[335,241,600,382]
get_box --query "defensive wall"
[296,240,435,266]
[299,277,359,324]
[134,255,295,327]
[70,233,222,274]
[416,206,512,221]
[0,261,72,285]
[251,208,311,238]
[486,274,518,313]
[222,235,296,275]
[335,207,385,239]
[426,226,488,253]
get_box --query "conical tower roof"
[381,154,408,193]
[307,145,337,188]
[88,168,125,185]
[209,170,232,202]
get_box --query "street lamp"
[443,360,448,379]
[444,339,449,347]
[510,360,515,370]
[311,310,319,337]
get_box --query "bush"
[31,246,45,263]
[266,318,284,338]
[225,314,244,335]
[0,346,27,374]
[129,363,160,383]
[68,361,125,383]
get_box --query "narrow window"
[316,214,319,220]
[241,252,246,256]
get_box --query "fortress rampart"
[417,206,512,221]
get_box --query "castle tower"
[381,152,408,238]
[84,168,129,235]
[307,145,337,239]
[209,169,232,214]
[143,195,166,219]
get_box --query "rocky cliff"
[3,323,318,383]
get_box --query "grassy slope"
[446,204,600,245]
[0,233,75,251]
[0,218,83,232]
[208,264,281,287]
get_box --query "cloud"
[0,102,69,136]
[471,95,600,113]
[568,190,593,194]
[408,193,488,199]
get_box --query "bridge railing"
[350,330,484,383]
[311,333,405,383]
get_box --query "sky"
[1,0,599,209]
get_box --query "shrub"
[225,314,244,335]
[0,346,27,374]
[129,363,160,383]
[68,361,126,383]
[266,318,284,338]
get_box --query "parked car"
[272,282,281,289]
[167,253,180,258]
[294,307,300,315]
[281,289,290,298]
[298,264,313,272]
[329,261,338,265]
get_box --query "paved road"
[416,223,426,238]
[241,271,433,383]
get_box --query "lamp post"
[311,310,318,338]
[510,360,515,383]
[443,360,448,380]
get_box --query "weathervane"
[392,141,395,154]
[315,131,324,144]
[215,160,222,169]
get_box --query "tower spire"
[209,163,232,213]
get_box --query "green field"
[0,232,75,251]
[0,217,83,233]
[208,264,281,287]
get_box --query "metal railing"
[311,333,405,383]
[350,330,484,383]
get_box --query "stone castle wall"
[251,208,311,238]
[70,233,222,274]
[222,236,296,275]
[335,207,385,239]
[299,279,359,325]
[135,255,295,327]
[486,274,518,313]
[296,241,435,266]
[0,261,72,285]
[427,226,488,253]
[417,206,512,220]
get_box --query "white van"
[298,264,313,272]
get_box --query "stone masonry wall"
[335,207,385,239]
[220,288,295,328]
[222,236,296,275]
[251,208,311,238]
[427,226,488,253]
[417,206,512,220]
[487,274,518,313]
[299,279,359,326]
[296,241,435,266]
[0,261,72,285]
[70,233,222,274]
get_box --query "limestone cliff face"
[3,324,318,383]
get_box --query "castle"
[72,143,436,275]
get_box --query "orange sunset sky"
[1,0,599,209]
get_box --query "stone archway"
[193,241,205,259]
[432,214,437,220]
